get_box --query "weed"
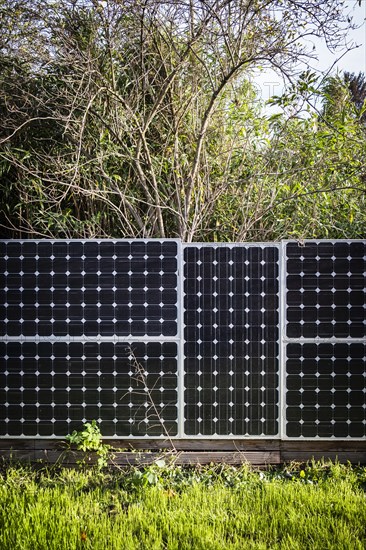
[127,348,176,451]
[65,420,112,470]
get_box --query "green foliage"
[129,459,169,489]
[256,72,366,240]
[65,420,112,471]
[0,462,366,549]
[0,0,363,241]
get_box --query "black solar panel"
[286,241,365,339]
[286,342,366,438]
[0,240,179,437]
[184,245,279,436]
[0,340,178,437]
[0,240,178,338]
[284,241,365,439]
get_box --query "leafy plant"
[65,420,112,470]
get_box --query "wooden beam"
[0,439,365,465]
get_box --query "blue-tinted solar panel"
[184,245,279,436]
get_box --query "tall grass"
[0,462,365,549]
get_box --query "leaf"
[146,472,158,485]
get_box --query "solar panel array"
[0,239,365,439]
[184,245,279,436]
[285,241,366,438]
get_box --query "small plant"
[65,420,112,470]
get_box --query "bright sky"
[253,0,366,103]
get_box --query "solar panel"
[0,340,178,437]
[286,241,365,339]
[284,241,366,439]
[286,342,366,438]
[0,240,178,338]
[184,244,279,436]
[0,240,179,437]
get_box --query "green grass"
[0,462,365,549]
